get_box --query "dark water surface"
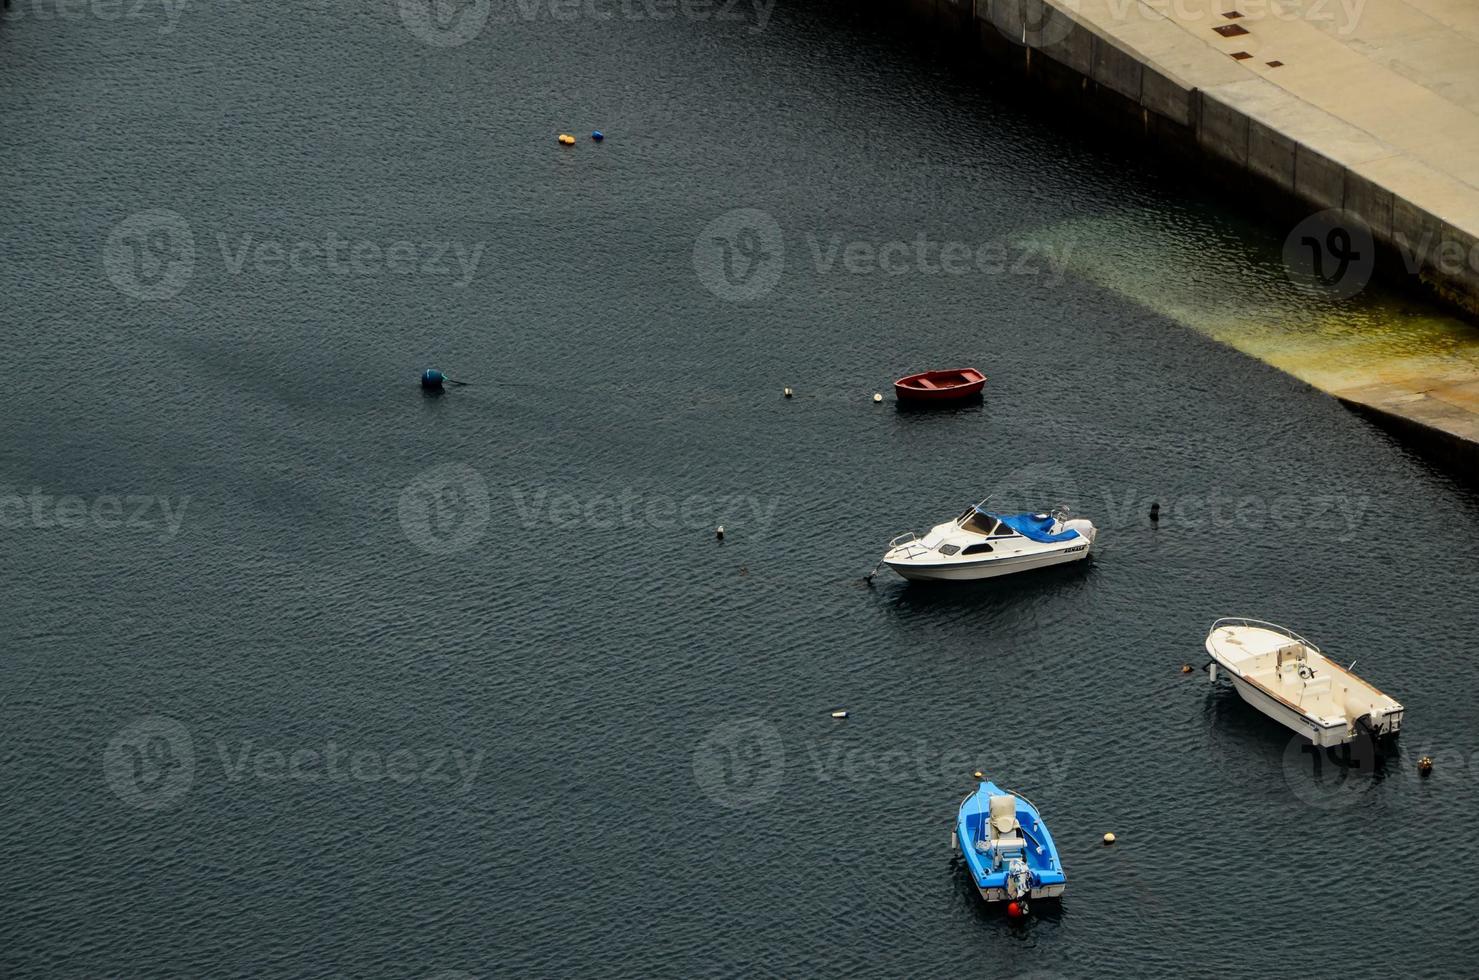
[3,3,1477,978]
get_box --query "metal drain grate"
[1214,24,1251,37]
[1266,60,1284,67]
[1223,10,1244,18]
[1230,51,1253,60]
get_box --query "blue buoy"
[421,369,444,391]
[591,131,604,142]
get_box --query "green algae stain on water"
[1027,209,1479,396]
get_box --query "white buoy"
[872,392,883,403]
[830,709,848,719]
[783,387,793,398]
[1103,832,1116,845]
[715,526,725,540]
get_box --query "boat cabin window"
[961,542,994,556]
[958,510,998,536]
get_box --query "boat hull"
[894,368,986,402]
[1205,619,1404,747]
[1225,672,1351,747]
[884,542,1089,582]
[977,882,1066,902]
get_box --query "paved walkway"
[1076,0,1479,230]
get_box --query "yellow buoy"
[1103,832,1116,845]
[1181,664,1192,674]
[972,770,984,780]
[872,393,883,403]
[557,133,575,145]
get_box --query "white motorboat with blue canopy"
[1205,618,1404,747]
[874,502,1096,582]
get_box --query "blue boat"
[953,781,1067,910]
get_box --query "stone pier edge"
[890,0,1479,470]
[893,0,1479,316]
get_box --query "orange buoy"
[1006,901,1023,919]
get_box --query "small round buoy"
[1103,832,1116,845]
[830,710,848,719]
[420,369,444,391]
[1181,664,1192,674]
[1419,756,1433,776]
[557,133,575,145]
[972,770,984,780]
[1149,502,1161,522]
[783,387,793,398]
[872,393,883,403]
[591,130,604,142]
[715,526,725,540]
[1006,901,1023,920]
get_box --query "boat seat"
[1302,675,1333,700]
[989,794,1021,836]
[991,836,1026,853]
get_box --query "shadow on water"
[892,394,986,418]
[948,856,1067,933]
[1201,683,1402,789]
[879,560,1094,614]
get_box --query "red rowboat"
[893,368,986,402]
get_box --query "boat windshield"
[958,509,998,535]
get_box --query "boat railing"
[888,531,932,559]
[1208,617,1322,654]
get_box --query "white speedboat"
[1205,618,1404,747]
[875,503,1096,582]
